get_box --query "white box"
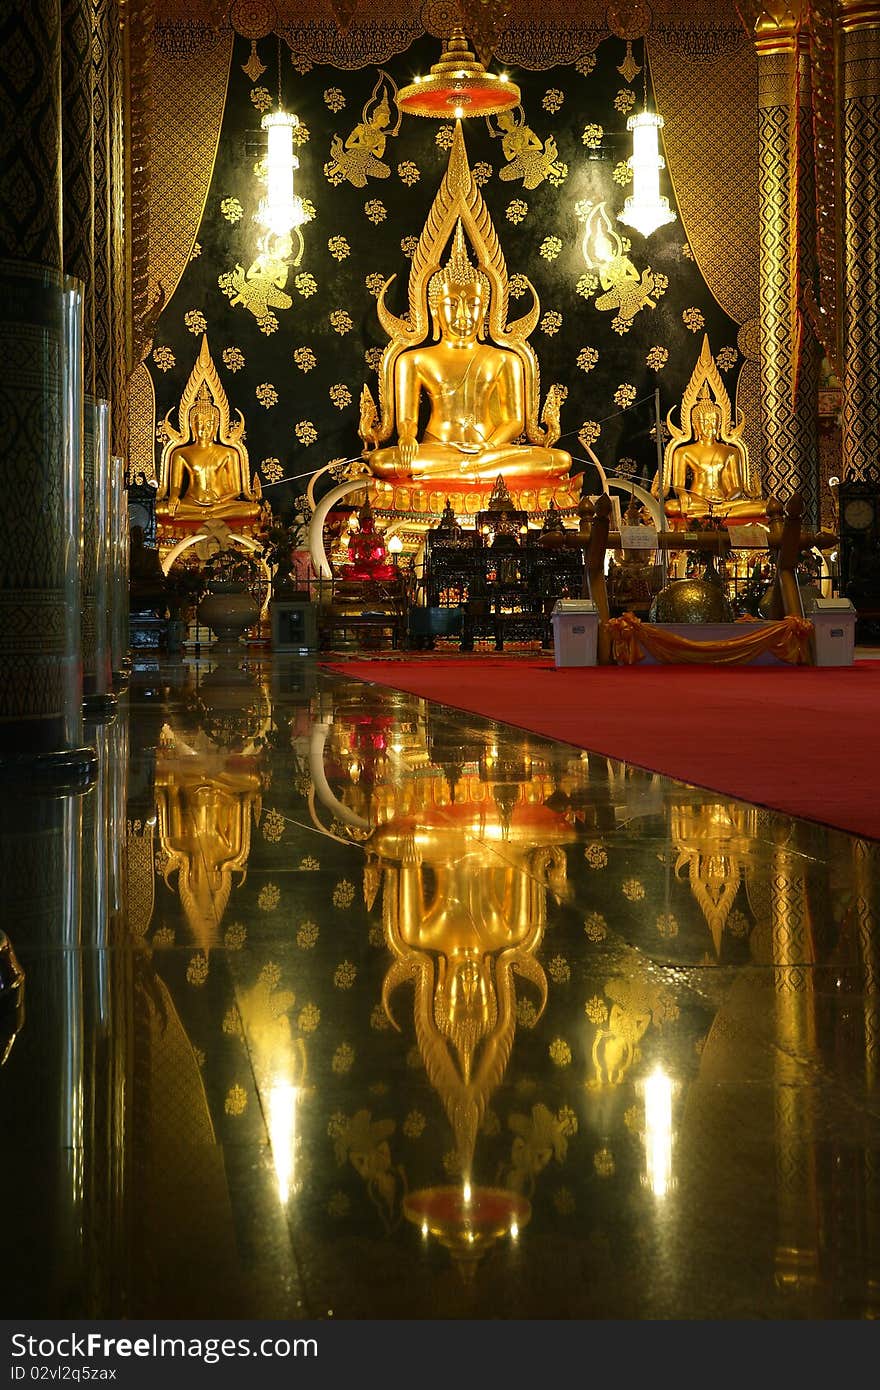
[550,600,599,667]
[811,597,856,667]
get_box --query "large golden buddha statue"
[657,335,766,525]
[156,335,263,525]
[359,123,576,512]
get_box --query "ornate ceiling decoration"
[147,0,753,70]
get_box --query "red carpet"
[321,657,880,840]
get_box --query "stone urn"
[198,581,260,650]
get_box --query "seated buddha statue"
[156,337,262,524]
[368,224,572,488]
[657,337,766,524]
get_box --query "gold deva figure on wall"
[360,123,575,508]
[490,106,567,189]
[657,335,766,523]
[324,70,401,188]
[156,335,263,524]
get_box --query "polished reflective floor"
[2,653,880,1319]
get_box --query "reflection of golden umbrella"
[403,1184,530,1282]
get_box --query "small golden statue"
[657,335,765,524]
[359,123,575,512]
[156,334,263,524]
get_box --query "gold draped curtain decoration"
[607,611,814,664]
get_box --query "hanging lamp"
[397,26,519,119]
[618,43,676,239]
[257,39,307,235]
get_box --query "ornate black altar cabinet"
[420,484,584,650]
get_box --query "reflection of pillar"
[0,0,95,783]
[80,710,129,1309]
[852,837,880,1314]
[0,790,85,1313]
[840,0,880,479]
[771,841,820,1299]
[755,6,821,525]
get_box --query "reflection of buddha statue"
[374,794,574,1173]
[671,799,758,955]
[359,125,574,505]
[657,336,766,524]
[156,735,262,949]
[157,335,262,524]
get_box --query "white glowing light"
[643,1067,673,1198]
[267,1081,300,1204]
[454,105,464,119]
[463,1180,472,1205]
[259,110,307,235]
[388,534,404,554]
[509,1221,519,1240]
[618,110,677,239]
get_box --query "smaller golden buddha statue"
[656,335,766,524]
[156,335,263,525]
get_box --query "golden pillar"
[0,0,95,783]
[770,837,820,1300]
[839,0,880,479]
[755,5,822,525]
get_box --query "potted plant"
[261,502,312,600]
[197,547,262,648]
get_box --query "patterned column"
[61,0,95,397]
[755,7,822,525]
[0,0,95,783]
[110,455,130,682]
[92,0,113,412]
[109,1,129,463]
[83,398,116,714]
[840,0,880,479]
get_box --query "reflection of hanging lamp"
[397,26,519,119]
[257,39,307,235]
[618,44,676,239]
